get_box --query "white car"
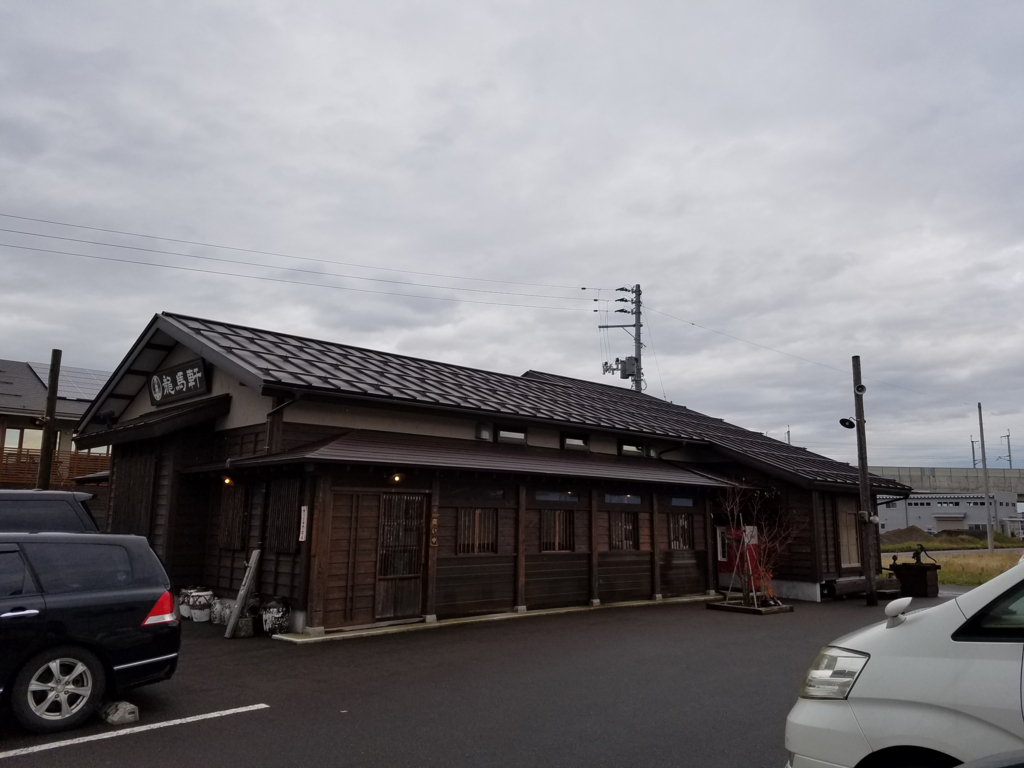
[786,562,1024,768]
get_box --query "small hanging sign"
[299,505,309,542]
[148,359,208,406]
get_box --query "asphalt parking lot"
[0,594,952,768]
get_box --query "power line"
[646,304,971,404]
[641,308,668,400]
[0,242,592,311]
[0,226,593,303]
[0,211,613,292]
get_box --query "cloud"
[1,1,1022,469]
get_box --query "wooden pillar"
[265,408,285,455]
[515,483,527,612]
[651,494,662,600]
[306,475,333,633]
[810,490,824,583]
[589,491,600,606]
[704,498,717,595]
[424,476,440,622]
[296,473,320,618]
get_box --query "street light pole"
[851,356,877,607]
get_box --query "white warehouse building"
[878,491,1023,536]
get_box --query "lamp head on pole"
[839,418,857,430]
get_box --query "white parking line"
[0,704,270,760]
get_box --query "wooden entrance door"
[375,493,427,620]
[319,492,382,629]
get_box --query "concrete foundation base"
[303,625,326,637]
[771,579,822,603]
[514,605,527,613]
[424,614,437,623]
[652,594,663,601]
[589,599,601,607]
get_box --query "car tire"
[10,647,107,734]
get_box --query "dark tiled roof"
[86,313,909,492]
[234,429,733,487]
[0,359,103,421]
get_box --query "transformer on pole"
[599,284,643,393]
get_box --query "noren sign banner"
[149,359,208,406]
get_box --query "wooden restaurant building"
[74,313,908,633]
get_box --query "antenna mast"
[599,284,643,392]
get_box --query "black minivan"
[0,490,100,533]
[0,532,180,733]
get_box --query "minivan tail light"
[143,591,177,626]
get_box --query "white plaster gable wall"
[211,368,273,430]
[116,343,272,430]
[118,343,203,422]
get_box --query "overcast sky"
[2,2,1022,468]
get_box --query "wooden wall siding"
[320,492,381,628]
[197,480,303,600]
[774,487,816,582]
[203,484,249,594]
[109,442,157,536]
[435,556,515,618]
[257,481,303,597]
[574,509,590,554]
[266,477,302,554]
[148,446,175,559]
[594,510,610,551]
[659,550,707,597]
[166,476,212,587]
[214,424,268,461]
[218,483,248,551]
[820,494,839,579]
[525,553,589,609]
[598,551,652,602]
[524,509,542,555]
[281,422,346,453]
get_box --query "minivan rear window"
[0,500,86,532]
[22,543,133,593]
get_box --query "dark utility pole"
[599,284,643,392]
[35,348,62,490]
[851,356,877,607]
[978,403,994,552]
[632,284,642,393]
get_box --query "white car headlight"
[800,646,870,700]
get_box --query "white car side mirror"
[885,596,913,628]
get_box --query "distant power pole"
[971,435,978,468]
[978,403,994,552]
[600,284,643,393]
[786,426,791,445]
[35,349,62,490]
[1000,431,1013,469]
